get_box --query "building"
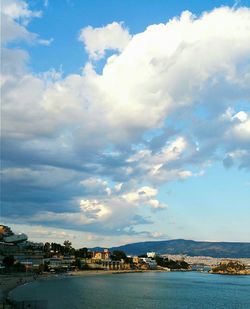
[92,249,111,261]
[141,257,157,269]
[147,252,156,258]
[48,256,63,268]
[132,256,140,264]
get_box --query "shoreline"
[0,273,37,303]
[0,269,159,303]
[4,268,248,304]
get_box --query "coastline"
[0,273,37,302]
[2,268,249,304]
[0,269,161,303]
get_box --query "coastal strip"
[1,269,164,304]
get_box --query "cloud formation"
[1,3,250,240]
[79,22,132,60]
[1,0,51,45]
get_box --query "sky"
[1,0,250,248]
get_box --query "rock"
[211,260,250,275]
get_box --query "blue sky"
[1,0,250,247]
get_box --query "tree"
[51,242,64,254]
[111,250,127,261]
[44,242,51,257]
[63,240,72,254]
[155,255,190,269]
[3,255,15,267]
[44,242,51,252]
[44,261,50,272]
[63,240,72,249]
[75,247,89,258]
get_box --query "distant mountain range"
[91,239,250,258]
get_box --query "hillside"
[91,239,250,258]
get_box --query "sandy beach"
[0,273,36,302]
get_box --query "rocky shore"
[210,260,250,275]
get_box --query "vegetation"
[155,256,190,269]
[75,247,92,259]
[43,240,76,257]
[110,250,132,263]
[2,256,26,272]
[211,260,249,275]
[3,255,15,267]
[73,258,90,270]
[111,250,127,261]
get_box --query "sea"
[10,271,250,309]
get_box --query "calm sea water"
[10,272,250,309]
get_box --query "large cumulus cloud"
[1,3,250,238]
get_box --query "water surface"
[10,272,250,308]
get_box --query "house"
[132,256,140,264]
[147,252,156,258]
[141,257,157,269]
[49,256,63,268]
[92,249,111,261]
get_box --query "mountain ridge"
[90,239,250,258]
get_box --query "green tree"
[155,255,189,269]
[51,242,63,254]
[111,250,127,261]
[44,242,51,257]
[75,247,89,258]
[63,240,72,254]
[63,240,72,249]
[3,255,15,267]
[44,242,51,252]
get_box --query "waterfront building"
[141,257,157,269]
[92,249,111,261]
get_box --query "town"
[1,225,250,276]
[1,225,250,308]
[0,225,191,273]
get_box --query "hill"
[91,239,250,258]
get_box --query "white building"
[141,257,157,269]
[147,252,156,258]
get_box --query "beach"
[8,271,250,309]
[0,269,156,303]
[0,273,36,302]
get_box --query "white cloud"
[80,178,111,196]
[1,0,41,20]
[1,0,41,44]
[80,199,111,219]
[3,7,250,146]
[79,22,132,60]
[2,6,250,237]
[231,116,250,141]
[126,137,196,183]
[232,111,248,122]
[122,186,166,210]
[1,0,51,46]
